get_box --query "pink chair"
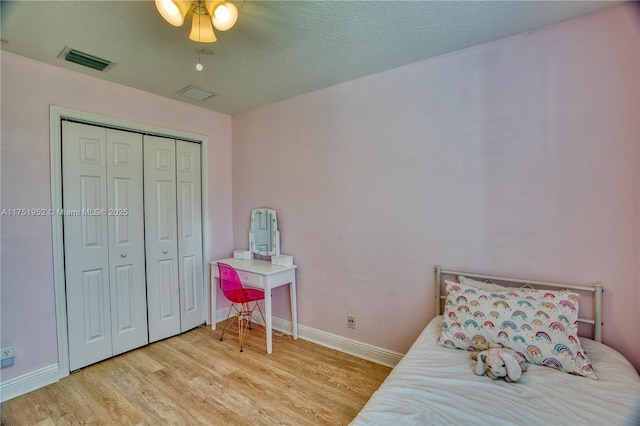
[217,262,266,351]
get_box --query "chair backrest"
[217,262,243,299]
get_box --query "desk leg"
[265,287,273,354]
[210,264,216,331]
[290,279,298,340]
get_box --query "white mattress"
[351,316,640,426]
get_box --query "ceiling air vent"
[176,85,216,101]
[57,47,115,72]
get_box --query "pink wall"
[0,52,234,381]
[232,3,640,370]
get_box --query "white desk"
[210,258,298,354]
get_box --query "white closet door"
[106,129,148,355]
[144,135,181,342]
[62,121,112,371]
[176,140,204,332]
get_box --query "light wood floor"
[0,320,391,426]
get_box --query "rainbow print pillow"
[438,281,597,379]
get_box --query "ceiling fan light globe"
[189,12,217,43]
[210,1,238,31]
[216,6,229,21]
[155,0,190,26]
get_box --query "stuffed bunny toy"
[472,345,527,382]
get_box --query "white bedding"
[351,316,640,426]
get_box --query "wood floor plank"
[1,320,391,426]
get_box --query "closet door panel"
[176,140,204,332]
[157,259,177,316]
[107,129,148,355]
[62,121,112,371]
[144,135,181,342]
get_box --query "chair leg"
[253,301,266,327]
[237,310,243,352]
[238,302,251,352]
[248,304,253,331]
[219,304,238,341]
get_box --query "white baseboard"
[214,308,403,368]
[0,364,59,402]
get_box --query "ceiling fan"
[155,0,239,43]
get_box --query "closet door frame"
[50,105,211,379]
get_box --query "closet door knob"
[121,253,127,258]
[163,249,168,254]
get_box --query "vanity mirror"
[249,208,280,257]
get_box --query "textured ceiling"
[0,1,620,115]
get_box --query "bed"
[351,266,640,426]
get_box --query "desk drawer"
[237,270,264,289]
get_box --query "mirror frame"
[249,208,280,257]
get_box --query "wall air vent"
[57,47,116,72]
[176,85,216,101]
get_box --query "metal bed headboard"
[435,266,604,342]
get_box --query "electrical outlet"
[1,346,14,359]
[1,346,14,368]
[347,315,356,329]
